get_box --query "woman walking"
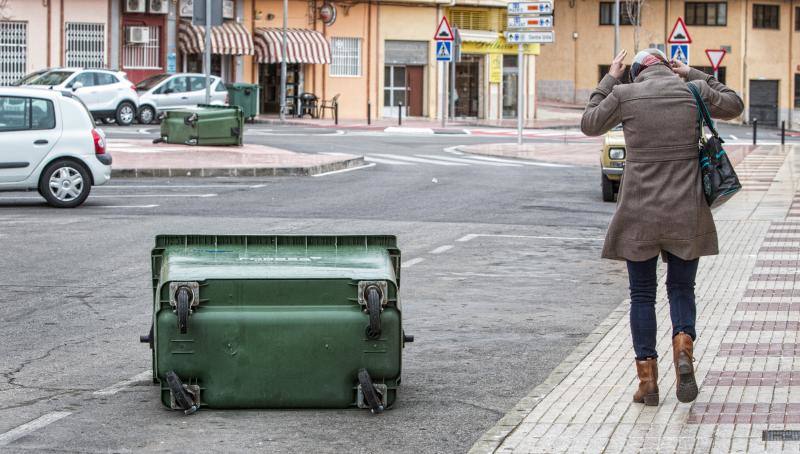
[581,49,743,405]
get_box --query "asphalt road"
[1,125,631,453]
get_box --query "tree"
[624,0,646,53]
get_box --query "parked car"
[600,124,626,202]
[0,87,112,208]
[135,73,228,124]
[10,68,56,86]
[24,68,139,126]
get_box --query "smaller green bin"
[159,105,244,146]
[226,83,259,121]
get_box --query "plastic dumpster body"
[144,235,407,412]
[226,83,259,121]
[158,105,243,146]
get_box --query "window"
[215,81,228,92]
[795,74,800,108]
[122,25,161,69]
[95,72,118,86]
[0,97,55,132]
[695,66,727,85]
[65,22,105,68]
[159,77,188,93]
[795,7,799,31]
[599,2,637,26]
[753,4,779,29]
[330,37,361,77]
[0,21,27,86]
[384,66,406,107]
[68,72,96,89]
[685,2,727,26]
[189,76,210,91]
[30,71,74,86]
[450,9,491,31]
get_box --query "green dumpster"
[226,83,259,121]
[158,105,243,146]
[141,234,411,413]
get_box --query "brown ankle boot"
[673,332,698,403]
[633,358,659,406]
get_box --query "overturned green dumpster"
[157,105,244,146]
[141,235,411,414]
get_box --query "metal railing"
[0,21,27,86]
[122,25,161,70]
[65,22,105,68]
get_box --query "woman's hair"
[630,48,670,80]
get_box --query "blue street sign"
[670,44,690,65]
[436,41,453,62]
[167,52,177,74]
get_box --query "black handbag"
[688,83,742,208]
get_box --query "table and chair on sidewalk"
[287,93,339,119]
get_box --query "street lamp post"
[613,0,620,57]
[279,0,288,121]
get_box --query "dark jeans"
[626,252,699,360]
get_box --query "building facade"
[537,0,800,128]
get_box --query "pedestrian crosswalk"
[360,153,570,168]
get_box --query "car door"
[0,95,60,183]
[67,72,103,112]
[186,76,212,106]
[157,76,190,110]
[93,72,121,112]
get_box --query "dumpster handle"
[365,286,382,339]
[165,371,199,415]
[357,368,384,414]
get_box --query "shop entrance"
[502,55,519,119]
[455,55,480,117]
[259,63,302,115]
[383,65,424,117]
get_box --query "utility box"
[142,235,410,414]
[226,83,259,121]
[158,105,243,146]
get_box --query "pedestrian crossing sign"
[670,44,689,65]
[436,41,453,62]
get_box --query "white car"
[0,87,112,208]
[135,73,228,124]
[24,68,139,126]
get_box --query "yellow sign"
[489,54,502,83]
[461,38,540,56]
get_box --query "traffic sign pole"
[517,44,523,145]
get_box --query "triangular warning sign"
[705,49,726,70]
[434,16,454,41]
[668,17,692,44]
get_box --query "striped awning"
[254,28,331,64]
[178,21,254,56]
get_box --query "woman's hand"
[609,50,627,80]
[670,59,691,78]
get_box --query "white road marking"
[430,245,454,254]
[250,184,267,188]
[97,205,159,209]
[384,127,434,135]
[730,135,738,140]
[462,155,573,168]
[370,154,466,166]
[458,234,604,242]
[312,163,376,177]
[415,154,521,167]
[402,257,425,268]
[0,194,216,200]
[97,184,262,189]
[364,156,414,166]
[94,370,153,396]
[0,412,72,446]
[443,146,465,155]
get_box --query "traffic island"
[107,139,365,178]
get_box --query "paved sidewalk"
[106,139,364,178]
[471,144,800,453]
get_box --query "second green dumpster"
[158,105,244,146]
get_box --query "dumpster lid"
[152,235,400,285]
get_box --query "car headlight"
[608,148,625,160]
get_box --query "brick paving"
[470,145,800,453]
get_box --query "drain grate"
[763,430,800,441]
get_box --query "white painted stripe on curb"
[97,184,257,189]
[415,154,520,167]
[464,155,573,168]
[370,154,466,166]
[0,194,217,200]
[383,127,434,135]
[364,156,415,166]
[402,258,425,268]
[312,163,376,177]
[0,412,72,446]
[430,245,454,254]
[94,371,153,396]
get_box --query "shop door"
[749,80,779,126]
[406,66,424,117]
[455,57,480,117]
[260,63,301,115]
[502,55,519,119]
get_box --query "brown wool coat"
[581,65,744,262]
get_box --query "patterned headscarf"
[629,48,670,80]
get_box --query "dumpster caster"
[165,371,198,415]
[152,137,165,144]
[175,286,192,334]
[139,324,154,349]
[357,368,385,414]
[365,286,382,340]
[403,331,415,343]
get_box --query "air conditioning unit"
[126,26,150,44]
[223,0,235,19]
[149,0,169,14]
[125,0,146,13]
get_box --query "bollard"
[334,103,339,126]
[398,102,403,126]
[753,118,757,145]
[782,120,786,145]
[367,102,371,125]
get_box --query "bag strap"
[687,82,720,139]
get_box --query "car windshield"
[12,70,48,86]
[27,71,74,86]
[136,74,170,91]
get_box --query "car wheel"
[138,105,155,125]
[115,101,136,126]
[601,173,615,202]
[101,117,115,125]
[39,159,91,208]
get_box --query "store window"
[0,21,26,86]
[65,22,105,68]
[599,2,637,26]
[384,66,406,108]
[455,55,481,117]
[502,55,519,119]
[330,37,361,77]
[753,4,779,29]
[685,2,727,26]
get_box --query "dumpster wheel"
[357,368,384,414]
[176,287,192,334]
[365,286,382,339]
[165,371,198,415]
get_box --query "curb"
[467,298,631,454]
[110,157,366,178]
